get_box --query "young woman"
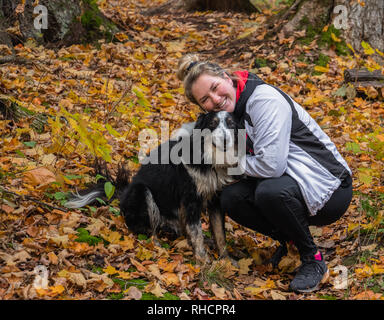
[177,54,353,293]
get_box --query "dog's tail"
[65,161,131,209]
[65,185,105,209]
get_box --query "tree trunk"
[184,0,257,12]
[282,0,384,54]
[0,0,119,47]
[334,0,384,54]
[281,0,333,37]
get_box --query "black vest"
[233,73,265,155]
[232,72,350,181]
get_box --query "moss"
[316,53,330,67]
[80,0,119,43]
[318,24,350,56]
[252,57,269,68]
[297,16,350,56]
[297,16,325,45]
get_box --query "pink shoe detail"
[314,251,322,261]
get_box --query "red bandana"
[233,70,249,102]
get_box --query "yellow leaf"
[372,264,384,275]
[35,288,50,296]
[314,65,329,73]
[48,285,65,296]
[115,32,129,41]
[105,124,121,138]
[119,236,135,251]
[136,245,153,261]
[375,48,384,57]
[361,41,375,55]
[57,269,69,278]
[331,32,341,42]
[100,229,121,244]
[347,43,355,53]
[117,270,132,280]
[265,278,276,289]
[103,265,118,275]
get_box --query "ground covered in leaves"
[0,0,383,300]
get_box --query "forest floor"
[0,0,383,300]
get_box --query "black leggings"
[220,174,353,257]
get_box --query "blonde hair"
[177,54,233,105]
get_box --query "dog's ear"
[194,113,207,129]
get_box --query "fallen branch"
[0,186,69,212]
[0,55,30,65]
[344,68,384,83]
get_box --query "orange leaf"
[23,167,56,186]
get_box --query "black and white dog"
[65,111,244,262]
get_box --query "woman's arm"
[244,87,292,178]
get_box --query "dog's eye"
[226,117,235,126]
[210,119,219,127]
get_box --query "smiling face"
[191,73,236,113]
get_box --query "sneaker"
[289,251,329,293]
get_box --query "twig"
[105,79,132,124]
[0,55,30,65]
[0,186,68,212]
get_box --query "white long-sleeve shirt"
[243,83,352,215]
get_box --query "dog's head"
[194,111,241,166]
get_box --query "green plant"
[75,228,103,246]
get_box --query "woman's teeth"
[218,98,226,109]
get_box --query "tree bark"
[281,0,333,37]
[334,0,384,54]
[282,0,384,54]
[0,0,119,46]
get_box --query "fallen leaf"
[211,283,227,299]
[23,167,56,186]
[162,272,180,286]
[146,281,166,297]
[238,258,253,275]
[270,290,286,300]
[126,286,142,300]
